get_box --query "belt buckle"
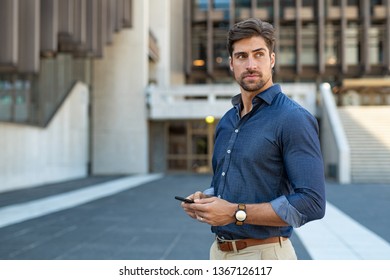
[216,235,226,244]
[216,236,243,252]
[216,235,228,251]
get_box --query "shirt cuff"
[203,187,214,196]
[270,196,307,228]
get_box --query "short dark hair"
[227,18,276,57]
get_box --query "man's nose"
[246,57,257,70]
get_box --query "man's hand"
[188,196,236,226]
[181,191,208,220]
[181,193,290,227]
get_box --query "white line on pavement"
[0,174,163,229]
[295,201,390,259]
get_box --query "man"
[181,18,326,260]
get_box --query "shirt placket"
[217,126,239,199]
[217,102,254,199]
[216,100,264,200]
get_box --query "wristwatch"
[235,204,247,226]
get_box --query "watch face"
[235,210,247,222]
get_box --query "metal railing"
[320,83,351,184]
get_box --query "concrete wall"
[149,0,170,87]
[169,0,185,85]
[92,0,149,174]
[148,0,185,86]
[0,82,89,193]
[148,83,316,120]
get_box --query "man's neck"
[240,83,273,117]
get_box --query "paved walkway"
[0,174,389,260]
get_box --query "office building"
[1,0,389,192]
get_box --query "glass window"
[280,0,295,19]
[214,0,230,10]
[347,0,359,5]
[0,79,12,120]
[372,0,386,18]
[325,24,340,65]
[168,122,187,155]
[235,0,251,20]
[193,0,208,21]
[345,23,359,65]
[302,0,315,20]
[377,25,386,64]
[0,76,31,123]
[369,26,383,65]
[303,0,314,5]
[213,0,230,21]
[302,24,317,65]
[256,0,273,20]
[279,26,296,65]
[13,79,30,122]
[192,24,207,68]
[195,0,208,10]
[167,121,214,172]
[213,22,230,68]
[192,135,208,155]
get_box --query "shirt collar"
[231,84,281,107]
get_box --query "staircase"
[338,106,390,183]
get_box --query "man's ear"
[271,52,275,68]
[229,56,233,71]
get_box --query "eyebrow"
[252,47,267,53]
[233,47,268,57]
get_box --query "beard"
[235,70,267,93]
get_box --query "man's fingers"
[193,191,204,200]
[194,196,216,204]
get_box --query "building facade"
[185,0,390,84]
[0,0,159,192]
[148,0,390,173]
[1,0,389,191]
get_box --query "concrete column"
[169,0,186,85]
[92,0,149,174]
[295,0,302,75]
[318,0,325,75]
[273,0,280,74]
[149,0,171,87]
[0,0,18,67]
[40,0,59,55]
[18,0,40,73]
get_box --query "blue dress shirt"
[209,84,326,240]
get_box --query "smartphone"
[174,196,194,203]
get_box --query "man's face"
[230,36,275,94]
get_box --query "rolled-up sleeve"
[272,108,326,227]
[270,195,307,228]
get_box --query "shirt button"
[222,172,226,176]
[227,149,231,154]
[235,129,239,133]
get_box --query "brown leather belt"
[216,236,287,252]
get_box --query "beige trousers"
[210,238,298,260]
